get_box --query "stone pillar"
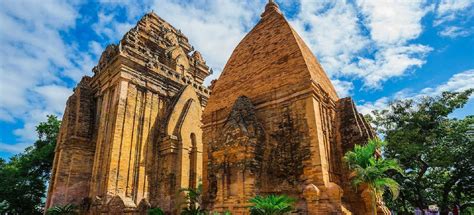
[46,77,95,209]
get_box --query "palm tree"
[344,139,403,215]
[248,195,295,215]
[46,204,77,215]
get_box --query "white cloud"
[358,97,391,115]
[345,44,432,88]
[434,0,473,38]
[352,0,432,88]
[332,79,354,98]
[1,0,469,155]
[0,142,31,154]
[149,0,262,84]
[357,69,474,115]
[435,0,473,25]
[291,0,368,78]
[0,0,94,150]
[438,0,472,14]
[34,85,72,113]
[439,26,470,38]
[420,69,474,96]
[356,0,430,45]
[289,0,432,89]
[13,110,52,142]
[92,12,134,42]
[89,41,104,58]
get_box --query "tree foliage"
[344,139,403,214]
[0,115,61,214]
[248,195,295,215]
[367,90,474,214]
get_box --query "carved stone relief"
[267,107,310,186]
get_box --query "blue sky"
[0,0,473,159]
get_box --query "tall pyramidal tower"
[202,1,386,214]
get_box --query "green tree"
[344,139,403,215]
[368,90,474,214]
[0,115,61,214]
[248,195,295,215]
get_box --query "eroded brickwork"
[46,12,210,214]
[47,2,387,214]
[202,1,388,215]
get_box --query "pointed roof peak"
[204,1,338,119]
[261,0,281,17]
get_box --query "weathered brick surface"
[46,12,210,214]
[202,2,388,215]
[47,2,388,215]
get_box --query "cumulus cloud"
[439,26,471,38]
[0,0,94,150]
[434,0,473,38]
[149,0,262,83]
[33,85,72,113]
[420,69,474,96]
[0,142,31,153]
[352,0,432,88]
[291,1,368,78]
[357,69,474,115]
[332,80,354,98]
[345,44,432,88]
[1,0,470,155]
[358,97,391,115]
[92,12,134,42]
[357,0,430,45]
[435,0,473,26]
[289,0,433,90]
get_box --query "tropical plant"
[367,90,474,214]
[148,207,165,215]
[46,204,77,215]
[210,211,232,215]
[180,183,206,215]
[344,139,403,215]
[248,195,295,215]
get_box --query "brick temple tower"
[46,2,389,214]
[46,12,211,214]
[202,1,386,214]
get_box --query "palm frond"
[46,204,77,215]
[249,195,295,215]
[344,138,402,203]
[374,178,400,200]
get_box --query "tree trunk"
[415,158,429,214]
[440,177,458,215]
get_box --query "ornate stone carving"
[93,44,119,74]
[206,96,265,203]
[192,51,205,63]
[46,11,210,215]
[213,96,265,170]
[107,196,125,213]
[267,108,310,185]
